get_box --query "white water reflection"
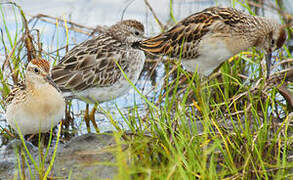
[16,0,293,29]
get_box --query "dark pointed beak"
[266,52,272,79]
[46,75,62,92]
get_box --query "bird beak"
[266,52,272,79]
[46,75,62,92]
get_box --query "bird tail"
[133,34,171,55]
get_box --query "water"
[0,0,292,137]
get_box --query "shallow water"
[0,0,292,138]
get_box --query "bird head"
[109,19,146,44]
[255,20,287,78]
[26,59,51,84]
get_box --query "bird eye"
[134,31,139,36]
[34,68,39,73]
[271,39,275,45]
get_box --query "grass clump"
[113,61,292,179]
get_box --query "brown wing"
[5,80,26,108]
[137,7,246,58]
[51,35,128,92]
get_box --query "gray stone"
[54,133,119,179]
[0,133,122,179]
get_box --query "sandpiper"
[5,59,65,135]
[51,19,146,132]
[134,7,286,77]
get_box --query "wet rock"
[5,139,38,155]
[0,133,123,179]
[0,161,14,180]
[0,139,40,179]
[54,133,119,179]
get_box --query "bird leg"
[84,104,91,133]
[89,103,100,133]
[84,103,100,133]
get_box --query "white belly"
[6,85,65,135]
[79,81,134,103]
[182,37,234,76]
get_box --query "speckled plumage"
[135,7,286,76]
[51,19,146,103]
[5,59,65,135]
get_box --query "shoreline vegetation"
[0,1,292,179]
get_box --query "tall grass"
[111,61,292,179]
[109,0,293,178]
